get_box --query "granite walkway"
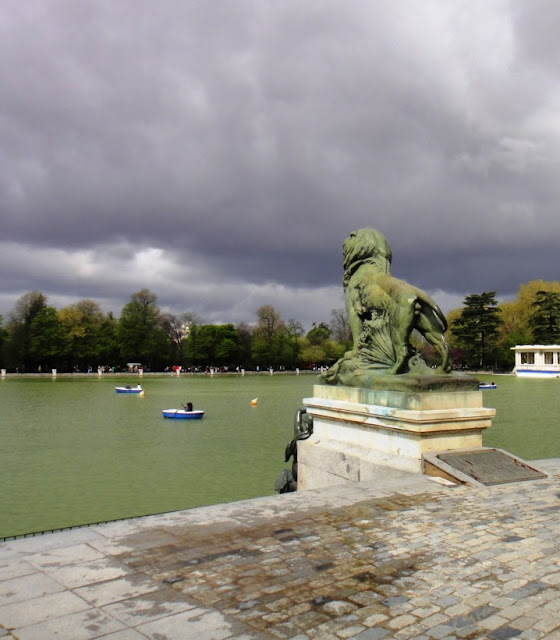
[2,460,560,640]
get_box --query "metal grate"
[437,449,547,486]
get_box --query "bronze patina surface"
[325,371,479,393]
[320,228,475,390]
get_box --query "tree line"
[439,280,560,371]
[1,279,559,374]
[0,289,353,373]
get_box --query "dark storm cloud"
[1,0,560,327]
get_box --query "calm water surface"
[479,373,560,460]
[1,373,558,538]
[1,374,313,538]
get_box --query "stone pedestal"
[298,384,495,490]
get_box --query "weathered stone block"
[297,384,495,490]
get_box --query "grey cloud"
[1,1,559,327]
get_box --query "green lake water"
[1,373,559,538]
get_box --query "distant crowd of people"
[12,363,317,375]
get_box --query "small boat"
[115,386,144,394]
[162,409,205,420]
[479,383,497,390]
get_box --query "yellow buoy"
[250,397,258,406]
[139,390,145,397]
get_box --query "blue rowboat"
[162,409,205,420]
[479,384,497,390]
[115,386,143,394]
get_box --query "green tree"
[507,280,560,338]
[10,291,48,325]
[306,322,331,345]
[235,322,254,369]
[529,291,560,344]
[451,292,503,370]
[97,312,119,366]
[251,305,286,366]
[28,307,66,370]
[300,322,344,368]
[0,315,6,365]
[322,338,345,365]
[301,342,326,367]
[58,300,105,370]
[116,289,169,369]
[286,319,304,368]
[494,329,530,372]
[491,300,532,371]
[4,291,48,370]
[185,324,240,367]
[215,335,240,366]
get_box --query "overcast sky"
[2,1,560,330]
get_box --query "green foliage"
[0,293,317,372]
[9,291,47,325]
[116,289,170,369]
[285,320,304,368]
[507,280,560,337]
[235,323,254,367]
[5,291,48,369]
[450,292,503,370]
[97,313,119,365]
[58,300,105,370]
[494,330,528,371]
[0,315,5,361]
[2,320,25,369]
[322,338,345,364]
[306,322,331,344]
[7,278,560,374]
[186,324,240,366]
[301,343,326,366]
[28,307,66,369]
[252,305,286,365]
[529,291,560,344]
[251,331,283,366]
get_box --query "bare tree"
[256,305,285,342]
[9,291,47,325]
[160,311,200,359]
[330,307,352,346]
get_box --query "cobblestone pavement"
[2,460,560,639]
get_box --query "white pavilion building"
[511,345,560,377]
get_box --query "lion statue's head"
[342,228,392,287]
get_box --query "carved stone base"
[297,384,495,490]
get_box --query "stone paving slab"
[12,607,127,640]
[1,460,560,639]
[0,589,91,628]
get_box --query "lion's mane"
[342,228,392,288]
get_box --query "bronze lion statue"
[321,227,452,386]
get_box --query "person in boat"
[182,401,193,411]
[125,384,131,389]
